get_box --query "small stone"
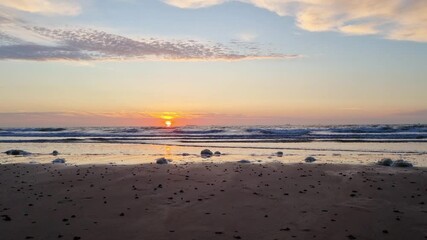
[52,158,66,164]
[391,160,413,168]
[237,160,251,164]
[156,158,169,164]
[1,215,11,221]
[201,149,213,158]
[5,149,31,156]
[305,156,316,163]
[377,158,393,166]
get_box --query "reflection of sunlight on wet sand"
[164,145,172,159]
[149,144,177,156]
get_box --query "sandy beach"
[1,161,426,240]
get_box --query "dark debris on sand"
[0,162,425,240]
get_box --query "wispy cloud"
[164,0,227,8]
[234,32,257,42]
[394,109,427,117]
[0,111,273,127]
[164,0,427,42]
[0,111,153,127]
[0,0,81,16]
[0,16,298,61]
[2,110,426,127]
[339,23,379,36]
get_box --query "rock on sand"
[156,158,169,164]
[237,160,251,164]
[377,158,393,166]
[5,149,31,156]
[305,156,316,163]
[391,160,413,168]
[377,158,413,168]
[201,149,213,158]
[52,158,66,164]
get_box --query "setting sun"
[151,112,180,127]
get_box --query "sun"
[149,112,179,127]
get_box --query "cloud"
[0,111,267,127]
[164,0,227,8]
[0,44,91,61]
[164,0,427,42]
[339,23,379,36]
[0,19,298,61]
[2,110,426,127]
[0,0,81,16]
[0,111,157,127]
[394,109,427,117]
[235,32,257,42]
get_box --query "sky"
[0,0,426,127]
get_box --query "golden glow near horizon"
[161,115,174,120]
[158,112,178,127]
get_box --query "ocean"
[1,124,426,166]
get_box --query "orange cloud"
[340,23,379,36]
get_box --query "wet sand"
[0,162,426,240]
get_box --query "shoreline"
[1,162,426,240]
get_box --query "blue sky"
[0,0,426,126]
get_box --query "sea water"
[1,125,426,166]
